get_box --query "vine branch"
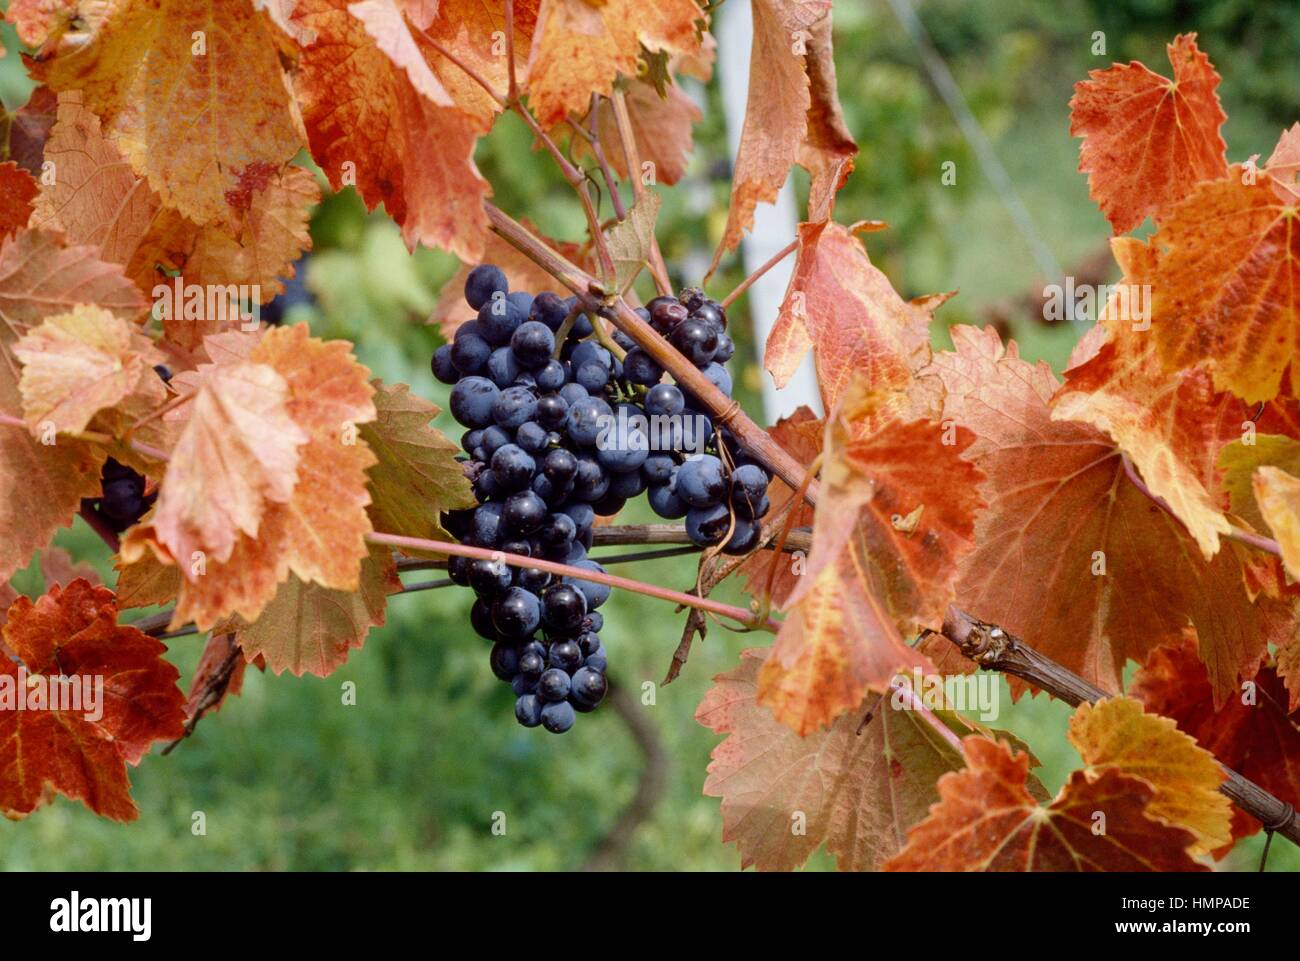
[937,605,1300,849]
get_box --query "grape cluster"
[433,264,771,733]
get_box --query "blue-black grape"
[465,264,508,310]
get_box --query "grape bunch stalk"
[433,265,772,733]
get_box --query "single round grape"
[492,386,538,430]
[722,517,762,555]
[516,567,552,593]
[543,448,579,484]
[613,327,636,351]
[468,558,512,598]
[570,666,608,707]
[577,631,601,657]
[470,597,500,640]
[537,667,572,703]
[536,393,568,430]
[492,586,541,638]
[451,323,492,375]
[642,454,675,485]
[584,611,604,633]
[584,648,608,672]
[609,468,647,499]
[477,292,527,345]
[572,456,610,502]
[512,674,536,697]
[649,298,688,334]
[565,559,611,609]
[542,584,587,632]
[686,503,731,546]
[532,473,571,508]
[449,376,499,428]
[473,469,503,502]
[647,481,688,519]
[644,383,684,417]
[675,454,727,508]
[470,502,504,547]
[698,361,732,397]
[566,396,612,446]
[538,511,577,548]
[535,360,566,392]
[596,431,649,473]
[485,346,523,388]
[515,420,549,454]
[501,539,532,558]
[465,263,508,310]
[570,341,611,371]
[530,291,568,331]
[460,429,484,456]
[691,300,727,332]
[447,554,471,586]
[575,362,609,393]
[432,344,458,384]
[540,700,576,733]
[480,424,512,457]
[503,490,548,535]
[549,639,584,673]
[670,318,719,366]
[714,332,735,362]
[590,491,626,517]
[510,321,555,369]
[515,693,543,727]
[489,642,519,681]
[559,382,589,406]
[490,444,536,492]
[622,347,663,386]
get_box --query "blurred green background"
[1,0,1297,871]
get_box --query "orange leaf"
[0,580,185,821]
[1150,168,1300,404]
[296,0,491,259]
[1068,697,1231,854]
[884,736,1206,871]
[1133,639,1300,842]
[524,0,704,128]
[419,0,538,127]
[14,304,166,436]
[1052,237,1254,558]
[29,0,305,225]
[1069,33,1227,233]
[767,220,936,412]
[697,647,967,871]
[1251,466,1300,581]
[0,162,37,243]
[0,230,144,581]
[932,325,1291,707]
[4,0,78,46]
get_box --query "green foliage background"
[1,0,1297,871]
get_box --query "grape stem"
[481,202,821,505]
[365,531,779,632]
[0,412,169,462]
[719,238,800,310]
[568,97,628,221]
[608,88,673,296]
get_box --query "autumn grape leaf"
[14,305,166,436]
[295,0,490,259]
[4,0,78,47]
[0,230,144,581]
[524,0,704,129]
[932,325,1291,707]
[0,579,186,821]
[6,86,56,174]
[29,0,305,225]
[417,0,538,127]
[756,381,981,735]
[148,359,308,568]
[33,91,318,338]
[214,545,399,677]
[884,736,1205,871]
[1051,237,1251,558]
[796,11,856,216]
[586,76,701,186]
[604,191,661,292]
[123,325,378,630]
[1133,639,1300,839]
[1068,697,1231,855]
[429,225,590,339]
[767,220,938,412]
[184,632,246,721]
[1265,123,1300,196]
[0,162,37,242]
[1150,160,1300,404]
[1069,34,1227,234]
[359,381,476,539]
[698,647,968,871]
[1249,467,1300,581]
